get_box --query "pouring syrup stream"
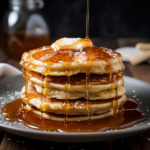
[86,0,90,38]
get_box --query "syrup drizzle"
[22,68,29,109]
[25,82,28,94]
[63,74,71,122]
[63,51,73,122]
[85,61,93,120]
[41,76,46,118]
[106,56,119,116]
[112,73,118,116]
[86,0,90,38]
[85,73,90,120]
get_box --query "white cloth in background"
[0,63,22,78]
[115,47,144,62]
[115,47,150,63]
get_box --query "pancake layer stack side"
[20,45,126,121]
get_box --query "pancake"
[23,105,124,122]
[23,95,126,115]
[30,77,124,92]
[26,70,124,92]
[20,46,124,76]
[21,85,126,115]
[20,37,126,122]
[29,82,126,100]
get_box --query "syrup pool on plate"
[1,98,147,132]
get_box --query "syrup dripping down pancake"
[21,85,126,116]
[24,105,122,122]
[20,46,124,76]
[24,70,124,92]
[27,82,126,100]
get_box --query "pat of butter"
[51,38,93,51]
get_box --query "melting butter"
[51,37,93,51]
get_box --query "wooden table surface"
[0,38,150,150]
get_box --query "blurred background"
[0,0,150,60]
[0,0,150,39]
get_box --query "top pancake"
[20,44,124,76]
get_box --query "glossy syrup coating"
[23,69,123,85]
[23,45,122,63]
[1,98,147,132]
[20,41,125,81]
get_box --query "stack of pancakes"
[20,38,126,122]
